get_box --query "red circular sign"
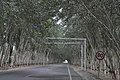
[95,51,105,60]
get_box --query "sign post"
[95,51,105,78]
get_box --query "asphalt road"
[0,64,83,80]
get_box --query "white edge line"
[67,65,72,80]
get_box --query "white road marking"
[67,65,72,80]
[24,74,31,78]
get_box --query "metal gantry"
[46,37,87,70]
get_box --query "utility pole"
[84,39,87,70]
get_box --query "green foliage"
[0,0,120,69]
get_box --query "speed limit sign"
[95,51,105,60]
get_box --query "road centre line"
[67,65,72,80]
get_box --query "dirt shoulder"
[71,65,113,80]
[0,64,43,72]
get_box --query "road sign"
[95,51,105,78]
[95,51,105,60]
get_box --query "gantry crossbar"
[46,42,82,45]
[46,37,86,40]
[46,37,86,44]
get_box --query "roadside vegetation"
[0,0,120,80]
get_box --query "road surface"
[0,64,84,80]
